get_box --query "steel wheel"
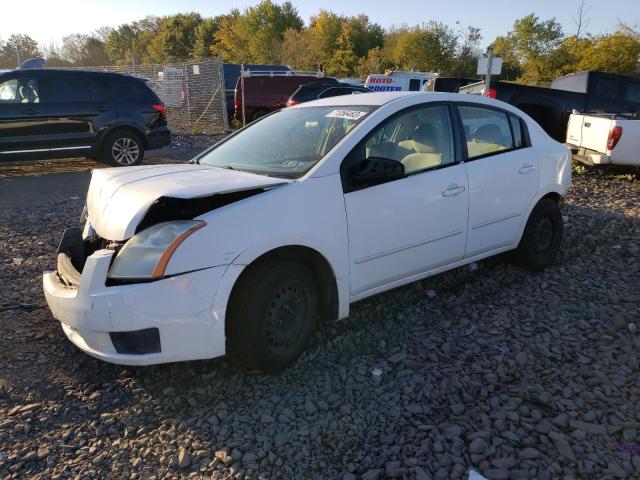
[532,216,554,255]
[111,137,140,166]
[265,281,309,357]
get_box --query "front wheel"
[514,198,563,271]
[227,260,319,373]
[102,131,145,167]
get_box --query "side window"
[596,77,620,101]
[0,77,39,104]
[48,77,102,103]
[107,78,157,103]
[409,79,421,91]
[625,81,640,103]
[509,115,523,147]
[365,105,454,174]
[458,106,514,159]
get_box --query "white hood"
[86,164,289,240]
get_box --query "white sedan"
[43,92,571,372]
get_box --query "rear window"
[551,73,588,93]
[47,76,102,103]
[596,77,620,100]
[625,81,640,103]
[106,77,158,103]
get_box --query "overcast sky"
[2,0,638,48]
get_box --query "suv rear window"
[105,77,159,103]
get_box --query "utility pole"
[15,45,21,68]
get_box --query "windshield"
[199,106,374,178]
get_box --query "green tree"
[106,17,162,64]
[357,46,385,77]
[0,34,40,68]
[450,26,482,77]
[192,17,221,60]
[491,14,564,83]
[158,13,203,62]
[383,22,458,73]
[212,1,303,63]
[325,24,358,77]
[61,34,109,66]
[576,31,640,76]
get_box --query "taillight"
[607,126,623,151]
[151,104,166,117]
[482,87,497,99]
[286,98,299,107]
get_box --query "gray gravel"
[0,166,639,479]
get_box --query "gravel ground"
[0,167,639,480]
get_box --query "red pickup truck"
[234,73,337,123]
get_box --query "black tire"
[514,198,563,271]
[227,259,319,373]
[102,130,145,167]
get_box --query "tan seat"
[401,124,443,173]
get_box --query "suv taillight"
[151,104,166,118]
[607,126,622,151]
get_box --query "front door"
[0,73,49,158]
[456,104,539,257]
[343,104,469,297]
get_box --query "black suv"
[0,69,170,166]
[286,83,370,106]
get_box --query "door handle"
[519,164,536,174]
[442,185,466,197]
[584,122,591,127]
[96,106,110,112]
[22,108,39,115]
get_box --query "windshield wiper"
[217,165,235,170]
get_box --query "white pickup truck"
[566,112,640,167]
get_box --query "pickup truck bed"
[459,71,640,142]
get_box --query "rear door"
[457,104,539,257]
[0,72,49,158]
[43,74,114,155]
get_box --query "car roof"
[291,91,418,107]
[3,69,139,79]
[291,91,526,113]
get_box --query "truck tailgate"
[566,114,584,146]
[578,115,612,154]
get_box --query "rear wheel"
[227,259,318,373]
[514,198,563,271]
[102,131,145,166]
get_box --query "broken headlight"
[108,220,206,280]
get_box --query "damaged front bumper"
[43,245,229,366]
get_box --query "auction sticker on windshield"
[325,109,368,120]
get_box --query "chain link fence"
[66,58,229,135]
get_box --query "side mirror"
[352,156,405,187]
